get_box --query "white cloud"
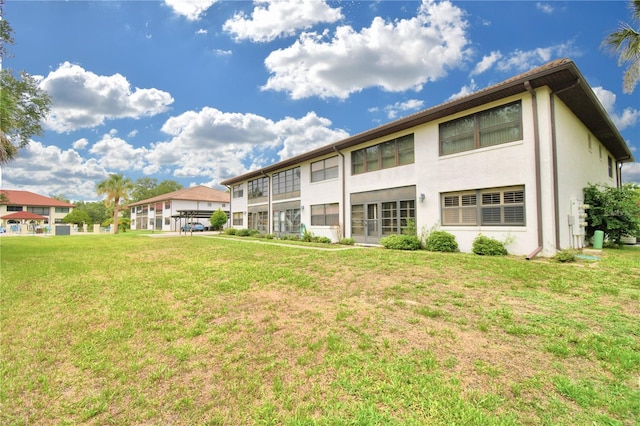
[378,99,425,119]
[536,2,554,14]
[274,112,349,158]
[40,62,174,132]
[196,28,208,35]
[448,79,478,100]
[223,0,343,42]
[592,86,640,130]
[622,162,640,184]
[72,138,89,150]
[2,141,110,201]
[471,51,503,76]
[495,42,581,73]
[262,0,470,99]
[164,0,218,21]
[89,132,149,171]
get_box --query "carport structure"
[173,209,219,234]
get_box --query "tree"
[96,174,133,234]
[62,209,92,227]
[210,208,228,231]
[130,178,182,203]
[584,183,640,245]
[602,0,640,93]
[73,200,109,225]
[0,3,52,164]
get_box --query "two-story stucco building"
[220,59,634,257]
[127,185,230,232]
[0,190,75,232]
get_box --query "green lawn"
[1,234,638,425]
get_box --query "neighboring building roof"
[127,185,230,208]
[221,58,633,186]
[1,211,48,220]
[0,190,75,207]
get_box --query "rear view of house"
[221,59,634,257]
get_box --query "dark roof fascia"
[220,59,633,185]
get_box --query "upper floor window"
[55,207,70,213]
[311,156,339,182]
[232,184,244,198]
[608,156,613,178]
[248,177,269,202]
[165,200,171,210]
[272,167,300,200]
[442,186,525,226]
[440,101,522,156]
[27,206,50,215]
[352,134,414,175]
[6,205,23,212]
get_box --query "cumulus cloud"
[40,62,174,132]
[2,141,110,201]
[592,86,640,131]
[89,132,150,171]
[371,99,425,119]
[262,0,470,99]
[274,112,349,158]
[223,0,343,42]
[536,2,554,14]
[72,138,89,150]
[164,0,218,21]
[448,79,479,100]
[471,51,503,76]
[622,162,640,184]
[495,42,580,73]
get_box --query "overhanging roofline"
[221,59,633,186]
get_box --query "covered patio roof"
[1,211,48,221]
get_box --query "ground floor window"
[272,201,301,234]
[310,203,339,226]
[441,186,525,226]
[248,211,268,232]
[350,186,416,243]
[233,212,243,226]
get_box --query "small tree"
[210,208,228,231]
[62,209,92,226]
[584,183,640,245]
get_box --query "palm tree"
[96,173,133,234]
[602,0,640,94]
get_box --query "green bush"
[424,231,459,252]
[301,230,314,242]
[224,228,237,235]
[236,228,251,237]
[472,235,507,256]
[340,238,355,245]
[248,229,260,236]
[554,249,577,263]
[313,236,332,244]
[380,234,422,250]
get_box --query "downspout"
[616,156,631,187]
[525,81,543,260]
[224,185,232,229]
[261,171,270,234]
[333,146,346,239]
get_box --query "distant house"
[221,59,634,257]
[0,190,75,230]
[127,185,230,231]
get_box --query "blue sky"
[2,0,639,201]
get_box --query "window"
[381,200,415,235]
[248,211,268,232]
[6,205,22,212]
[311,156,339,182]
[248,177,269,201]
[55,207,69,213]
[272,167,300,200]
[608,156,613,178]
[442,187,525,226]
[440,101,522,155]
[164,218,170,225]
[310,203,339,226]
[352,134,414,175]
[273,206,300,234]
[233,212,243,226]
[233,184,244,198]
[588,134,592,152]
[165,201,171,209]
[27,207,49,215]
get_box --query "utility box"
[55,225,71,236]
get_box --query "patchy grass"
[1,234,638,425]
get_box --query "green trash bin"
[593,230,604,249]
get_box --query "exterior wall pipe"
[224,185,232,229]
[524,80,543,260]
[333,146,346,239]
[261,171,271,233]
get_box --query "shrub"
[472,235,507,256]
[380,234,422,250]
[224,228,237,235]
[340,237,355,245]
[313,236,332,244]
[248,229,260,236]
[301,230,314,242]
[554,249,577,263]
[424,231,459,252]
[236,228,251,237]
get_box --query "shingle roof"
[1,211,48,220]
[126,185,230,208]
[0,190,75,207]
[221,58,633,186]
